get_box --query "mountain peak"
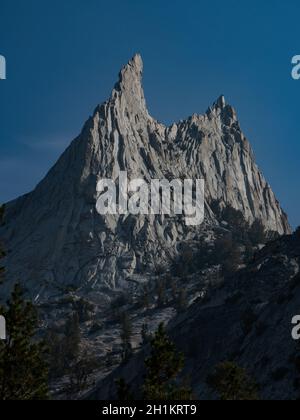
[129,53,143,72]
[208,95,227,111]
[215,95,226,109]
[0,55,291,300]
[205,94,239,126]
[112,54,148,117]
[115,54,143,92]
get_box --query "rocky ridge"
[0,54,290,301]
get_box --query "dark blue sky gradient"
[0,0,299,227]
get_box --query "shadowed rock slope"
[88,231,300,401]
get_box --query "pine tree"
[46,312,81,381]
[140,286,151,310]
[0,205,6,285]
[215,236,243,277]
[120,312,133,362]
[207,361,259,401]
[116,378,133,400]
[156,279,167,308]
[249,219,267,245]
[0,284,49,400]
[46,328,65,380]
[64,312,80,365]
[67,356,98,394]
[0,207,48,400]
[141,323,151,346]
[222,206,251,244]
[175,288,188,313]
[143,323,192,400]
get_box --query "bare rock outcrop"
[0,54,290,300]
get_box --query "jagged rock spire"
[116,54,144,90]
[112,54,148,117]
[215,95,226,109]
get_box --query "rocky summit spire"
[206,94,237,125]
[114,54,143,91]
[215,95,226,109]
[112,54,148,116]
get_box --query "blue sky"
[0,0,299,227]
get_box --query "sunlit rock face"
[0,54,290,299]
